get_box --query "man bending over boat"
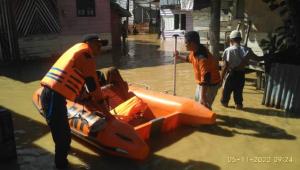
[174,31,221,110]
[39,34,113,169]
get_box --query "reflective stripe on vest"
[41,43,89,101]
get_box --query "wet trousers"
[221,70,245,106]
[40,86,71,168]
[195,84,220,110]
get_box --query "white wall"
[160,8,192,38]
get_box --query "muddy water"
[1,34,300,170]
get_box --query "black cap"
[82,34,108,46]
[185,31,200,45]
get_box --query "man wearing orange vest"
[40,34,111,169]
[174,31,221,110]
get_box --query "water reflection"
[1,34,298,170]
[111,37,170,70]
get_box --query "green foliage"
[260,0,297,54]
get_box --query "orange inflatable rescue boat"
[32,86,216,160]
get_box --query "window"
[76,0,95,17]
[174,13,186,30]
[174,14,179,29]
[180,14,186,30]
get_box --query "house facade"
[160,0,193,38]
[159,0,283,55]
[0,0,129,61]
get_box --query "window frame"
[173,13,186,30]
[76,0,96,17]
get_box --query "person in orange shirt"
[174,31,221,109]
[40,34,111,169]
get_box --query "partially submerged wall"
[18,33,111,60]
[14,0,112,60]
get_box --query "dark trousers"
[40,87,71,168]
[221,70,245,106]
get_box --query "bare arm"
[174,50,189,62]
[221,60,229,84]
[247,50,264,62]
[235,49,265,70]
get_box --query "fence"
[262,63,300,115]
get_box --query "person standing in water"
[174,31,221,110]
[40,34,112,169]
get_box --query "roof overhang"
[160,0,211,10]
[135,0,160,10]
[110,1,132,17]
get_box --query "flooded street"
[1,34,300,170]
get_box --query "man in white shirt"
[220,30,263,109]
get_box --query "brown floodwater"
[1,34,299,170]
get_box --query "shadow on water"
[0,51,115,83]
[112,40,172,70]
[243,107,300,118]
[0,106,220,170]
[0,106,51,170]
[70,146,220,170]
[198,114,296,140]
[0,60,53,83]
[140,155,220,170]
[1,38,171,83]
[148,127,195,152]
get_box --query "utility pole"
[149,1,151,33]
[132,0,135,24]
[126,0,130,33]
[209,0,221,59]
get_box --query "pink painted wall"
[110,10,122,46]
[57,0,111,35]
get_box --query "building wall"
[58,0,111,34]
[16,0,112,60]
[192,7,231,45]
[18,33,112,60]
[134,6,158,24]
[160,9,192,38]
[111,9,122,47]
[190,0,283,55]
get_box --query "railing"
[160,0,181,6]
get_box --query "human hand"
[219,79,223,87]
[200,98,207,107]
[173,50,179,59]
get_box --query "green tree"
[260,0,300,54]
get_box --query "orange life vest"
[41,43,90,101]
[188,51,221,85]
[110,96,148,122]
